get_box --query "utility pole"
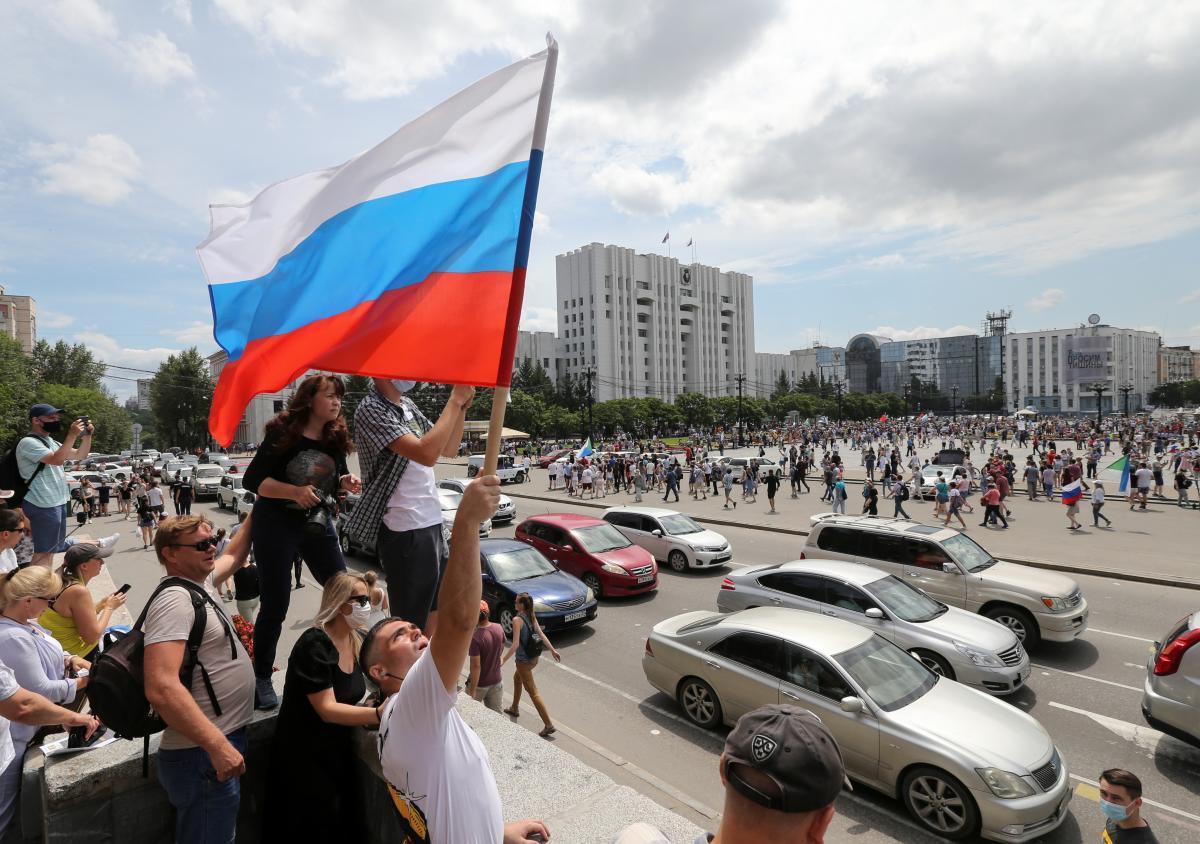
[1118,383,1134,417]
[735,373,746,447]
[584,367,595,442]
[951,385,959,421]
[834,381,844,424]
[1090,383,1108,429]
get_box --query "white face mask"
[391,380,416,393]
[346,601,372,629]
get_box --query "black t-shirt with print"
[242,427,348,516]
[1103,818,1158,843]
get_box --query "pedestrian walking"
[1098,768,1159,843]
[722,468,737,509]
[891,477,911,518]
[662,465,680,502]
[1174,467,1192,508]
[943,486,966,528]
[466,600,505,712]
[765,469,780,514]
[831,478,847,515]
[1092,483,1112,528]
[862,479,878,516]
[979,481,1008,528]
[501,592,561,737]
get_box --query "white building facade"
[514,330,559,379]
[555,243,754,402]
[1004,325,1160,415]
[753,345,847,397]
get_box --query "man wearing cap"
[466,599,505,713]
[17,405,94,568]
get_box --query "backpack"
[88,577,239,776]
[0,435,50,508]
[900,484,910,501]
[519,614,545,658]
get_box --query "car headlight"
[1041,596,1069,612]
[601,562,626,575]
[976,767,1035,799]
[533,600,553,614]
[585,587,596,603]
[953,641,1003,667]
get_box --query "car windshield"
[660,514,703,535]
[834,635,937,712]
[942,533,997,572]
[572,524,632,553]
[196,468,223,478]
[439,491,463,511]
[863,575,947,623]
[487,546,557,582]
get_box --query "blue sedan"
[480,539,598,636]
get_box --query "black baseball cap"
[63,544,102,570]
[29,403,64,419]
[722,705,850,813]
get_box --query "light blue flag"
[579,437,594,458]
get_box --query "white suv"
[803,514,1088,649]
[602,506,732,571]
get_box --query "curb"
[501,489,1200,591]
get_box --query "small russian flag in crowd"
[1060,479,1083,506]
[200,37,558,445]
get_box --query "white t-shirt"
[0,661,19,773]
[147,487,164,507]
[382,403,442,533]
[378,649,503,843]
[0,548,16,574]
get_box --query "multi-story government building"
[555,243,754,402]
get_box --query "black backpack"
[519,614,545,658]
[900,484,911,501]
[88,577,239,776]
[0,435,50,508]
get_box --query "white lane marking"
[1049,702,1200,767]
[1031,663,1141,692]
[1123,662,1146,670]
[1087,627,1155,643]
[1070,774,1200,824]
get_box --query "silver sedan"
[717,559,1030,695]
[643,607,1071,842]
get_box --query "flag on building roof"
[199,38,558,446]
[686,238,693,247]
[661,232,669,243]
[579,436,594,458]
[1060,478,1083,506]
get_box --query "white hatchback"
[602,506,732,571]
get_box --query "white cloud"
[589,162,687,217]
[519,306,558,333]
[29,134,142,206]
[1179,288,1200,305]
[166,321,216,346]
[533,211,552,234]
[39,309,76,329]
[125,32,196,87]
[866,325,976,342]
[33,0,119,43]
[164,0,192,26]
[862,253,905,269]
[1027,288,1066,311]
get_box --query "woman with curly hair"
[242,374,361,710]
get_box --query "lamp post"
[1089,383,1108,429]
[951,385,959,421]
[1118,383,1134,418]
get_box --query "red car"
[537,448,572,469]
[515,514,658,598]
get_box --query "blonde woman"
[39,544,127,660]
[262,572,377,839]
[500,592,561,738]
[0,566,90,833]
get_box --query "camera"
[303,493,338,538]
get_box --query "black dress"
[263,628,367,838]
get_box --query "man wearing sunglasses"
[142,514,255,844]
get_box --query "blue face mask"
[392,380,416,393]
[1100,798,1129,822]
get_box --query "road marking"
[1086,627,1155,643]
[1123,662,1146,670]
[1031,663,1141,692]
[1049,702,1200,768]
[1069,774,1200,825]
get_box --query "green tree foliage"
[771,371,791,400]
[542,405,580,439]
[0,334,36,451]
[31,340,106,390]
[341,375,373,434]
[674,392,713,428]
[37,384,132,453]
[1150,379,1200,408]
[506,389,547,438]
[150,348,215,450]
[511,359,555,402]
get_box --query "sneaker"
[96,533,121,558]
[255,676,279,710]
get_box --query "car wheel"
[216,497,225,510]
[582,572,603,598]
[677,677,723,729]
[901,766,980,840]
[339,531,353,557]
[983,606,1040,650]
[668,550,689,572]
[498,605,515,637]
[909,649,955,680]
[467,465,479,478]
[516,472,525,484]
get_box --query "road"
[93,454,1199,844]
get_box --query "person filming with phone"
[38,544,127,662]
[16,404,94,568]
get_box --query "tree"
[150,348,215,451]
[0,334,35,451]
[31,340,106,390]
[674,392,713,429]
[36,385,131,454]
[341,375,373,435]
[512,359,555,402]
[543,405,580,439]
[506,389,547,439]
[771,371,791,401]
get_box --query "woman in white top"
[1091,483,1112,528]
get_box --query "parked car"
[918,464,967,500]
[515,514,657,598]
[931,448,969,466]
[233,489,257,518]
[480,539,597,636]
[717,560,1030,695]
[601,506,732,572]
[190,465,226,499]
[337,490,492,559]
[437,478,516,524]
[643,608,1071,841]
[216,475,247,510]
[161,460,189,481]
[803,515,1088,648]
[1141,610,1200,747]
[466,454,528,483]
[717,457,777,482]
[537,448,572,469]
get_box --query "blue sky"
[4,1,1199,399]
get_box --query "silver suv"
[804,515,1088,649]
[1142,610,1199,746]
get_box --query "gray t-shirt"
[143,575,254,750]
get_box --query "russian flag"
[1060,479,1083,506]
[199,38,558,445]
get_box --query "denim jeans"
[23,501,68,554]
[157,729,247,844]
[251,502,345,678]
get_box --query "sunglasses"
[346,595,370,607]
[167,538,218,552]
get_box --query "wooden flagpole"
[482,387,509,476]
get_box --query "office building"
[1158,345,1194,384]
[0,287,36,354]
[753,345,846,397]
[136,378,153,411]
[555,243,754,402]
[1004,325,1160,414]
[879,334,1003,398]
[514,330,559,378]
[845,334,890,393]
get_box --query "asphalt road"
[90,451,1199,844]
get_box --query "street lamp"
[1089,383,1108,428]
[1118,383,1134,417]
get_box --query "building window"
[606,310,611,318]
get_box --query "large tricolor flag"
[1060,478,1083,506]
[199,38,558,445]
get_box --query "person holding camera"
[17,404,93,568]
[242,375,360,710]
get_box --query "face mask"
[1100,798,1129,822]
[41,420,62,435]
[391,380,416,393]
[346,602,372,629]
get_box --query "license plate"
[637,575,654,584]
[1020,666,1031,682]
[712,555,731,564]
[564,610,586,622]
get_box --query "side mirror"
[864,607,885,619]
[651,529,664,538]
[839,696,864,714]
[941,562,958,574]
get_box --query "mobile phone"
[115,584,132,595]
[68,724,106,749]
[79,416,91,427]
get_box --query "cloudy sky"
[5,0,1200,398]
